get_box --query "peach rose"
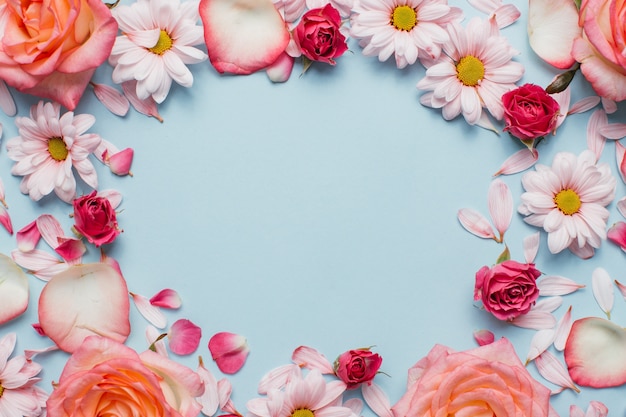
[0,0,118,109]
[46,336,204,417]
[392,338,552,417]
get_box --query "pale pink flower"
[109,0,207,103]
[6,102,101,203]
[0,333,48,417]
[417,17,524,125]
[350,0,462,69]
[518,150,616,259]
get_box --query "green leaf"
[496,245,510,264]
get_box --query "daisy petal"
[257,363,300,394]
[168,318,202,355]
[291,346,334,374]
[585,401,609,417]
[0,80,16,116]
[488,179,512,241]
[600,123,626,139]
[526,328,555,363]
[197,357,220,416]
[510,310,556,330]
[535,350,580,392]
[554,305,573,351]
[361,381,393,417]
[586,109,607,162]
[457,208,496,240]
[494,148,538,176]
[523,232,540,263]
[208,332,250,374]
[592,267,614,319]
[131,292,167,328]
[568,96,601,115]
[122,81,164,122]
[0,253,29,324]
[537,275,585,296]
[92,83,130,116]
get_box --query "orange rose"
[0,0,118,109]
[392,338,552,417]
[47,336,204,417]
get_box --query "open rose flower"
[0,0,118,110]
[46,335,204,416]
[289,4,348,65]
[474,260,541,321]
[73,191,120,247]
[334,348,382,389]
[502,84,560,142]
[392,338,552,417]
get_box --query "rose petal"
[150,288,182,309]
[266,51,295,82]
[0,206,13,235]
[592,267,614,319]
[488,179,512,241]
[16,220,41,252]
[494,148,539,176]
[108,148,134,176]
[54,237,86,262]
[200,0,290,74]
[473,329,495,346]
[208,332,250,374]
[457,208,496,240]
[38,262,131,352]
[510,310,556,330]
[0,253,29,324]
[607,222,626,252]
[168,318,202,355]
[291,345,334,374]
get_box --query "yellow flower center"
[554,189,581,215]
[48,137,69,161]
[456,55,485,86]
[0,383,4,397]
[291,409,315,417]
[390,5,417,31]
[149,30,173,55]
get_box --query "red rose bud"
[474,260,541,321]
[73,191,120,247]
[334,348,382,389]
[292,4,348,65]
[502,84,560,142]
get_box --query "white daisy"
[416,17,524,125]
[518,150,616,259]
[6,102,102,203]
[109,0,208,103]
[350,0,462,69]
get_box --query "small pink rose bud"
[333,348,382,389]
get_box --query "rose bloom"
[392,338,553,417]
[502,84,560,141]
[0,0,118,110]
[73,191,120,247]
[291,4,348,65]
[474,260,541,321]
[46,336,204,417]
[334,348,382,389]
[572,0,626,101]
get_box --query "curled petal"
[150,288,182,309]
[614,279,626,300]
[131,292,167,329]
[473,329,495,346]
[291,345,334,374]
[361,381,393,417]
[92,83,130,116]
[208,332,250,374]
[615,142,626,184]
[108,148,134,176]
[0,253,29,324]
[554,306,573,351]
[585,401,609,417]
[266,52,295,83]
[488,179,512,241]
[537,275,585,296]
[16,220,41,252]
[0,206,13,235]
[168,318,202,355]
[122,81,163,122]
[457,208,496,240]
[592,267,614,319]
[494,148,539,176]
[535,350,580,392]
[618,197,626,218]
[607,222,626,252]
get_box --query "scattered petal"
[54,237,87,262]
[0,206,13,235]
[568,96,601,114]
[488,179,512,241]
[491,4,521,28]
[122,80,163,122]
[24,344,59,360]
[535,350,580,392]
[494,148,539,176]
[592,267,614,319]
[36,214,65,249]
[108,148,135,176]
[208,332,250,374]
[168,318,202,355]
[615,142,626,183]
[362,381,393,417]
[554,306,573,351]
[473,329,495,346]
[533,296,563,313]
[92,83,130,116]
[607,222,626,252]
[526,328,555,363]
[131,292,167,328]
[16,220,41,252]
[266,52,295,82]
[586,109,608,161]
[538,276,585,296]
[291,345,334,374]
[510,310,556,330]
[584,401,609,417]
[0,253,29,324]
[523,232,540,264]
[11,248,68,281]
[599,123,626,139]
[257,363,300,394]
[457,208,496,240]
[197,357,220,416]
[150,288,182,309]
[0,80,16,116]
[146,324,168,357]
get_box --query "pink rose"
[46,336,204,417]
[73,191,120,247]
[502,84,560,141]
[474,260,541,321]
[572,0,626,101]
[334,348,382,389]
[292,4,348,65]
[392,338,552,417]
[0,0,118,110]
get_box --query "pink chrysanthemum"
[0,333,48,417]
[248,369,353,417]
[416,17,524,125]
[109,0,207,103]
[6,102,101,203]
[518,150,616,259]
[350,0,462,69]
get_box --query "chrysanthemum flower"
[416,17,524,125]
[518,150,616,259]
[109,0,208,103]
[350,0,462,69]
[6,102,102,203]
[0,333,48,417]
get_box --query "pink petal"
[488,179,512,241]
[150,288,182,309]
[457,208,496,240]
[197,357,220,416]
[537,275,585,296]
[21,69,96,111]
[0,80,16,116]
[257,363,300,394]
[361,382,393,417]
[266,52,295,82]
[92,83,130,116]
[146,324,168,357]
[564,317,626,387]
[523,232,540,264]
[32,323,46,336]
[16,220,41,252]
[38,262,131,352]
[36,214,64,249]
[97,189,123,210]
[533,296,563,313]
[168,318,202,355]
[122,81,164,122]
[615,142,626,183]
[586,109,608,162]
[535,350,580,392]
[131,292,167,328]
[491,4,521,28]
[607,222,626,251]
[217,378,234,409]
[600,123,626,140]
[24,344,59,360]
[54,237,86,262]
[291,345,334,374]
[614,279,626,300]
[0,206,13,235]
[554,305,573,351]
[473,329,495,346]
[602,97,618,114]
[200,0,290,74]
[99,252,125,278]
[11,248,66,281]
[526,328,555,363]
[466,0,500,14]
[618,197,626,218]
[0,253,29,324]
[592,267,614,319]
[527,0,581,69]
[585,401,609,417]
[108,148,134,176]
[208,332,250,374]
[494,148,539,176]
[342,398,364,416]
[568,96,601,115]
[510,310,556,330]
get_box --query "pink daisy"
[0,333,47,417]
[416,17,524,125]
[6,102,102,203]
[350,0,462,69]
[248,368,353,417]
[518,150,616,259]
